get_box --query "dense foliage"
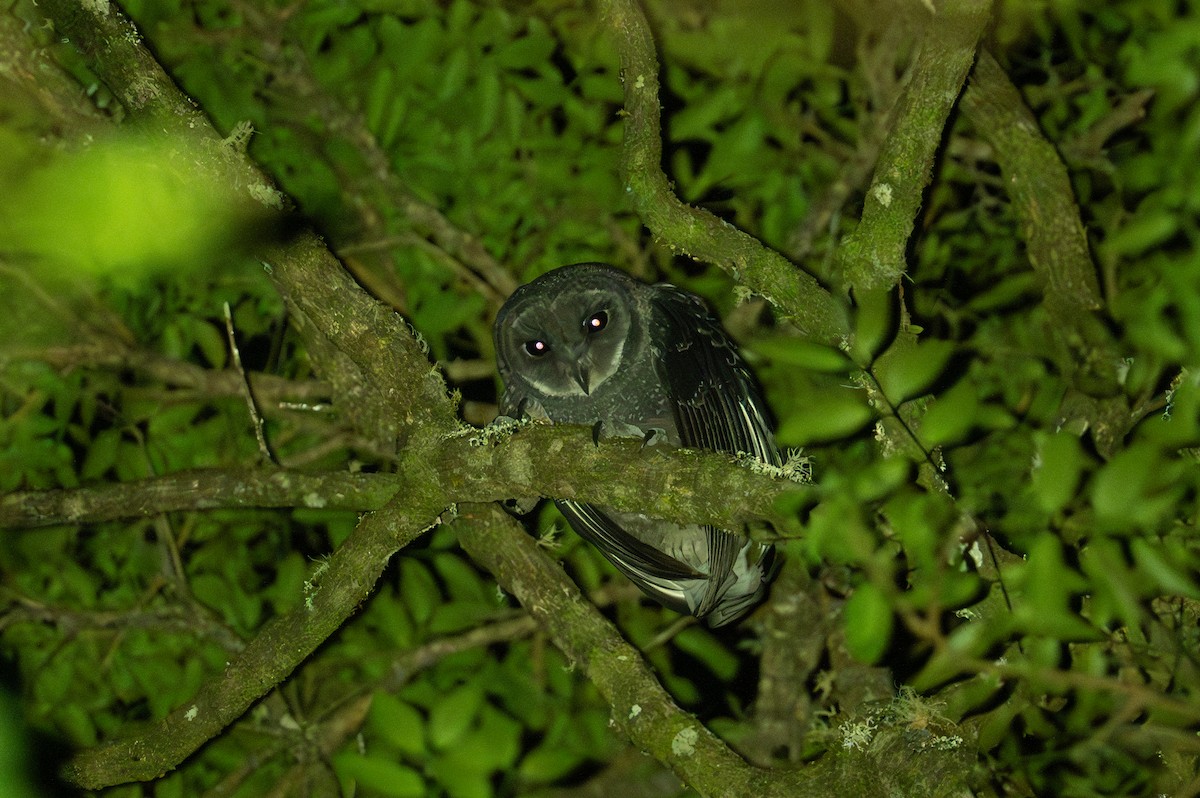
[0,0,1197,796]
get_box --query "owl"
[494,263,780,626]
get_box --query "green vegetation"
[0,0,1197,796]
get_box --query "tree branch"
[60,480,447,789]
[1,425,806,533]
[598,0,849,345]
[960,49,1128,452]
[833,0,995,293]
[961,51,1102,313]
[456,503,977,798]
[29,342,331,406]
[263,232,461,445]
[454,503,826,798]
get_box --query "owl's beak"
[572,362,591,395]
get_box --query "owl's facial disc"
[504,288,631,398]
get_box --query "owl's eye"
[584,310,609,334]
[524,339,550,357]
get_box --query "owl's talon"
[592,419,647,444]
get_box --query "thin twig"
[224,302,277,464]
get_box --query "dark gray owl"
[494,263,781,627]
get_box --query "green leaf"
[912,620,998,690]
[875,339,956,405]
[428,600,492,635]
[398,558,441,625]
[775,387,873,445]
[0,132,262,283]
[1090,442,1182,529]
[264,552,307,615]
[427,704,522,778]
[438,48,470,101]
[1130,538,1200,597]
[749,337,854,373]
[517,745,582,784]
[432,552,489,602]
[495,30,555,71]
[332,752,424,798]
[153,773,184,798]
[1030,432,1085,514]
[426,753,493,798]
[919,378,980,446]
[842,582,893,664]
[366,67,398,137]
[373,593,416,649]
[1012,534,1099,641]
[80,428,121,481]
[976,698,1024,751]
[673,626,740,681]
[670,85,740,139]
[849,288,895,364]
[849,457,911,503]
[182,316,228,369]
[805,497,875,565]
[428,682,484,750]
[1079,538,1142,630]
[1102,208,1178,257]
[370,693,426,758]
[54,702,98,747]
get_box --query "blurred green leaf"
[875,339,956,405]
[428,682,484,750]
[776,387,873,445]
[1012,535,1100,641]
[750,337,854,373]
[1130,538,1200,598]
[849,288,895,364]
[1091,442,1183,530]
[458,705,522,772]
[333,752,424,798]
[0,132,267,284]
[399,558,442,625]
[370,693,427,758]
[80,428,121,481]
[517,744,582,785]
[843,582,893,664]
[1031,432,1086,514]
[432,552,490,603]
[673,626,740,681]
[1102,208,1178,257]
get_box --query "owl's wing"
[650,286,782,466]
[555,499,703,617]
[555,500,705,580]
[649,286,782,619]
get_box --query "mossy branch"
[458,504,977,798]
[61,483,447,788]
[832,0,995,293]
[598,0,850,345]
[961,50,1103,314]
[961,50,1127,451]
[0,425,807,534]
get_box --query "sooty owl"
[494,263,781,627]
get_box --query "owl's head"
[495,263,642,399]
